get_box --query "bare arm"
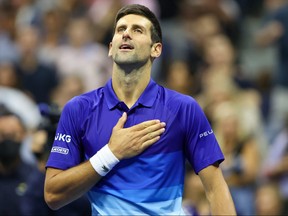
[225,139,260,186]
[198,164,236,215]
[265,155,288,178]
[44,112,166,210]
[44,163,100,210]
[254,21,284,47]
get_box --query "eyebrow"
[116,23,146,31]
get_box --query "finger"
[141,122,166,135]
[131,119,161,131]
[143,127,165,141]
[141,135,161,150]
[113,112,127,130]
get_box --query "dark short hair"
[114,4,162,43]
[0,103,26,131]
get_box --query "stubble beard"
[114,52,149,73]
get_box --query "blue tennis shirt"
[46,79,224,215]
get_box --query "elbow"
[44,191,64,210]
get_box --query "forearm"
[255,21,283,47]
[44,161,101,210]
[206,181,236,215]
[268,156,288,177]
[199,165,236,215]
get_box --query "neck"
[112,63,151,108]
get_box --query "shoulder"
[159,85,199,110]
[157,85,207,125]
[62,88,104,116]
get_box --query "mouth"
[119,44,134,51]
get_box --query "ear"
[151,42,162,58]
[108,42,113,57]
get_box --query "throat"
[112,64,151,108]
[118,85,140,109]
[113,75,147,109]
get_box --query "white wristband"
[89,144,119,176]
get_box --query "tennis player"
[44,4,236,215]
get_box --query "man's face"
[109,14,160,67]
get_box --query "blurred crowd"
[0,0,288,215]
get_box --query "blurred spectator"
[199,33,255,90]
[262,0,287,13]
[196,73,238,121]
[196,33,267,154]
[254,0,288,140]
[252,0,288,125]
[0,2,17,38]
[88,0,122,44]
[14,0,42,28]
[265,82,288,142]
[0,87,41,131]
[189,13,224,50]
[0,62,19,88]
[54,16,112,93]
[0,106,36,215]
[255,182,285,215]
[199,74,264,148]
[14,25,59,104]
[212,102,261,215]
[260,113,288,214]
[38,8,67,66]
[0,34,18,63]
[159,0,241,84]
[0,3,18,63]
[180,0,242,46]
[0,86,42,166]
[182,166,210,216]
[34,0,58,14]
[56,0,88,18]
[163,60,197,96]
[51,74,85,109]
[256,1,288,88]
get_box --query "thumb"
[114,112,127,130]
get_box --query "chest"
[81,106,185,158]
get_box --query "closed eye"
[133,28,143,33]
[117,26,126,33]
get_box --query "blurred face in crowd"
[255,183,283,215]
[16,25,40,55]
[166,60,193,95]
[0,63,18,88]
[67,18,92,47]
[203,34,235,65]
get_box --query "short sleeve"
[184,99,224,174]
[46,97,85,170]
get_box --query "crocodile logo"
[102,165,109,172]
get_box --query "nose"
[122,29,131,40]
